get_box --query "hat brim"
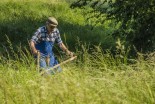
[49,23,57,27]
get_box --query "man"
[30,17,73,73]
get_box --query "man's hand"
[58,43,74,57]
[32,50,38,55]
[30,41,39,55]
[66,50,74,57]
[32,49,40,57]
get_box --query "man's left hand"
[66,50,74,57]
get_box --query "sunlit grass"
[0,0,155,103]
[0,40,155,104]
[0,63,155,104]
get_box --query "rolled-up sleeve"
[31,28,41,44]
[55,29,62,44]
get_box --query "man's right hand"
[30,41,39,56]
[32,49,39,55]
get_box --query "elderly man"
[30,17,73,73]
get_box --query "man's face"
[47,24,56,32]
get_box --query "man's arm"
[30,41,38,55]
[59,43,74,57]
[55,29,74,57]
[30,28,41,55]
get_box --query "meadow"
[0,0,155,104]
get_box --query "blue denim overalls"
[35,40,62,74]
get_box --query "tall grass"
[0,39,155,104]
[0,0,155,104]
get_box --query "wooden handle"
[37,51,40,72]
[40,56,77,75]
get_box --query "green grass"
[0,0,155,104]
[0,40,155,104]
[0,0,116,51]
[0,56,155,104]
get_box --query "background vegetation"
[71,0,155,52]
[0,0,155,104]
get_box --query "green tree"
[71,0,155,52]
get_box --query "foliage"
[71,0,155,52]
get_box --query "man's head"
[46,17,58,32]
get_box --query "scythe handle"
[40,56,77,75]
[37,51,40,72]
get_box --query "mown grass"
[0,0,155,104]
